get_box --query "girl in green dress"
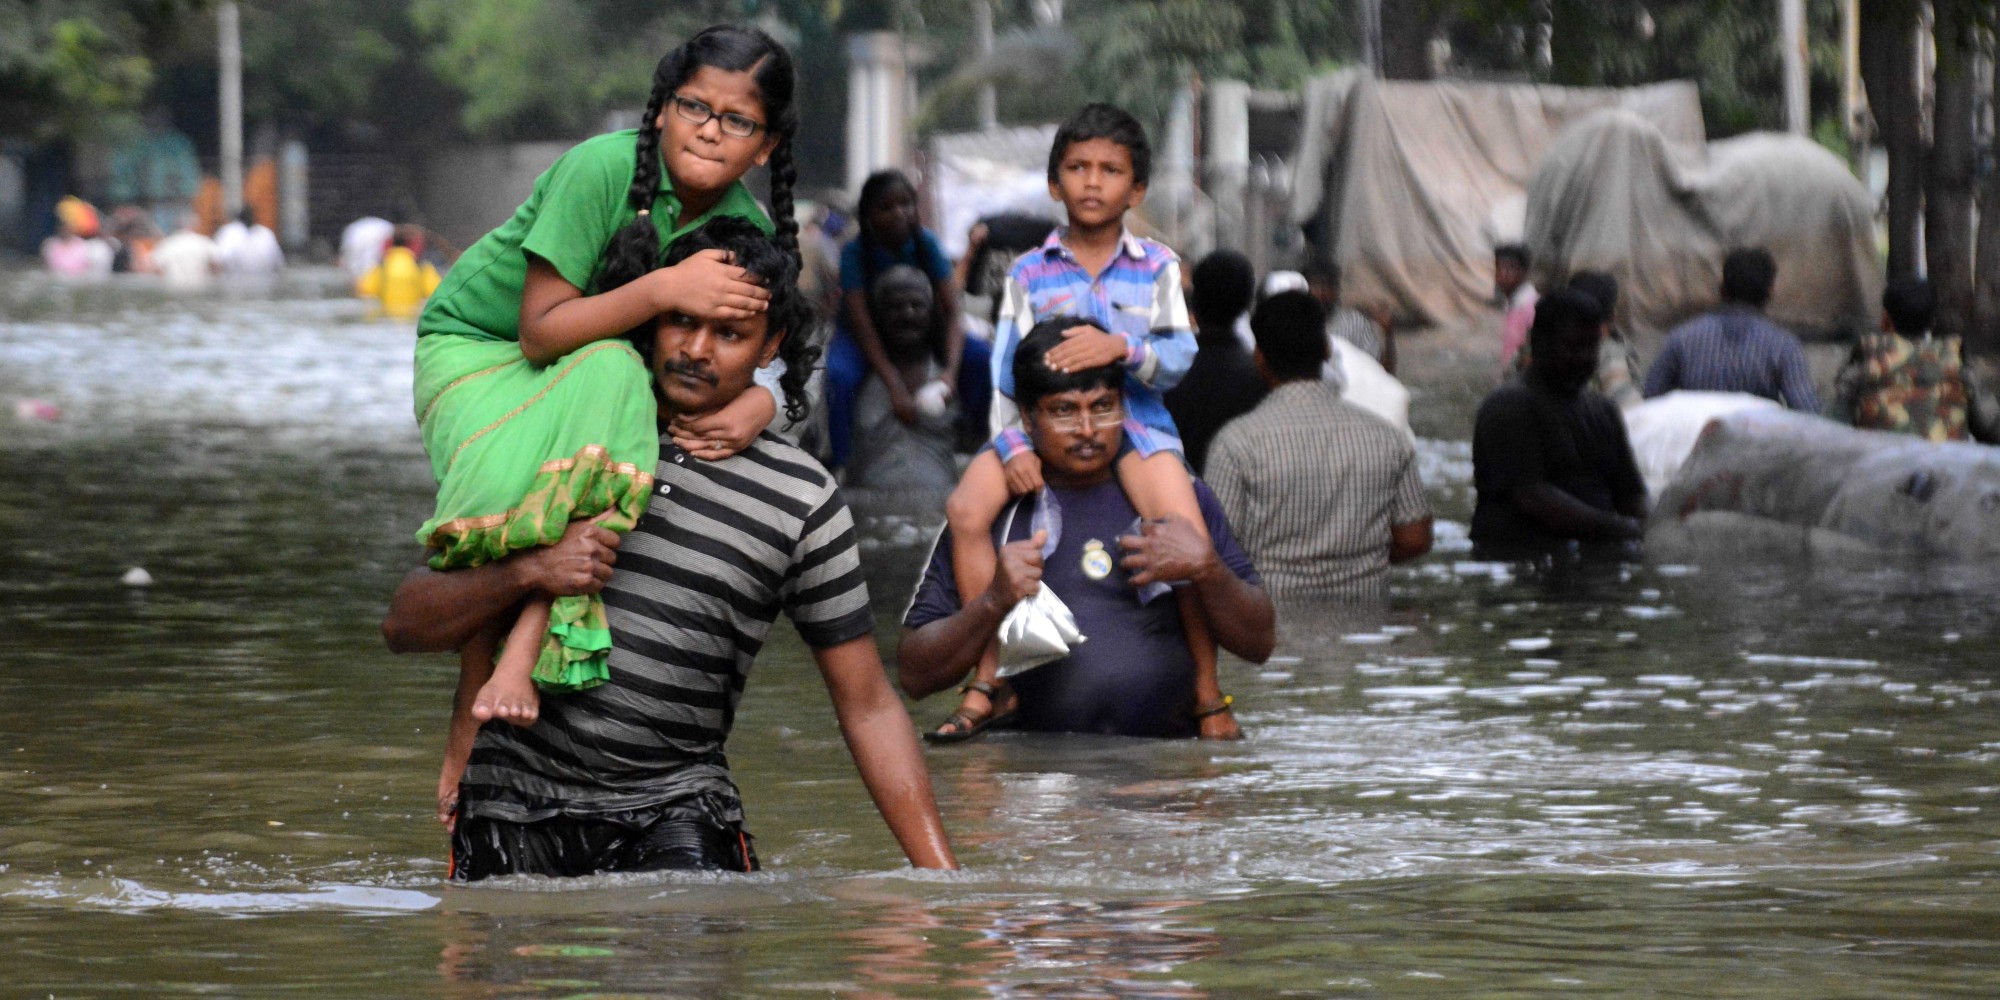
[415,25,808,825]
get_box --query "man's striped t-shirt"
[459,433,875,826]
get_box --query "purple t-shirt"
[902,478,1260,738]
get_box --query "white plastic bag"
[993,489,1086,677]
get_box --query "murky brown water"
[4,271,1998,997]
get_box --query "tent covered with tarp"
[1525,111,1881,350]
[1289,71,1704,330]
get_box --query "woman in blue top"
[827,169,986,466]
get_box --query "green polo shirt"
[419,129,773,342]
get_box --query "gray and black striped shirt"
[1206,381,1429,603]
[460,433,875,826]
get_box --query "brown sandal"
[923,680,1018,743]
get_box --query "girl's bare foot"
[471,672,540,727]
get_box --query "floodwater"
[3,270,1999,997]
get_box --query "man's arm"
[1516,483,1643,540]
[1641,336,1679,398]
[1118,515,1276,665]
[1777,338,1821,413]
[1138,256,1199,392]
[896,532,1045,699]
[1386,446,1433,564]
[1390,518,1434,563]
[813,636,958,870]
[1963,363,2000,444]
[381,519,619,653]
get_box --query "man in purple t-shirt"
[897,321,1276,739]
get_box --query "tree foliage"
[0,0,197,141]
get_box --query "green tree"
[0,0,198,141]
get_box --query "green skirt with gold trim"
[414,333,658,692]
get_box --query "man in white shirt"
[150,214,221,290]
[215,209,285,275]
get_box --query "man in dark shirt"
[1164,249,1265,474]
[899,321,1276,738]
[1471,287,1648,558]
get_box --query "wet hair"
[854,169,943,286]
[1047,103,1151,186]
[1883,277,1934,335]
[1249,291,1329,382]
[1013,318,1125,411]
[1567,270,1619,315]
[631,215,819,425]
[1190,249,1256,328]
[596,25,801,297]
[1494,243,1531,269]
[1526,287,1605,363]
[1720,247,1777,308]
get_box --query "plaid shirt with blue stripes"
[987,228,1196,461]
[1642,307,1820,412]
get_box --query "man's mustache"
[659,359,718,386]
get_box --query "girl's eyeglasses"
[670,95,764,139]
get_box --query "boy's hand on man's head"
[1044,325,1128,373]
[1002,451,1044,495]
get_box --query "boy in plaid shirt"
[930,103,1236,743]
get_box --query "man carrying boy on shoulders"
[901,320,1276,739]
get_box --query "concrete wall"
[417,141,575,251]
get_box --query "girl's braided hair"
[595,25,802,298]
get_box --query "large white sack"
[1621,390,1780,503]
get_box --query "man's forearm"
[1188,564,1275,664]
[896,591,1009,698]
[1517,483,1642,540]
[819,638,958,869]
[381,561,529,654]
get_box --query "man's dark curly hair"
[624,215,820,425]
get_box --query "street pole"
[1361,0,1383,76]
[219,1,244,216]
[974,0,997,131]
[1781,0,1809,134]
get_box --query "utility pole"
[219,1,244,216]
[1360,0,1383,76]
[1781,0,1809,134]
[974,0,997,130]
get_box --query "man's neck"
[1042,466,1115,492]
[1525,368,1581,400]
[1195,318,1238,342]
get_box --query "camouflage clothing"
[1838,333,1973,442]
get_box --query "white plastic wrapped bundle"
[994,489,1087,678]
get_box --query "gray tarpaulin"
[1648,409,2000,560]
[1289,71,1703,330]
[1526,111,1882,350]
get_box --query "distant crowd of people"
[40,196,283,287]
